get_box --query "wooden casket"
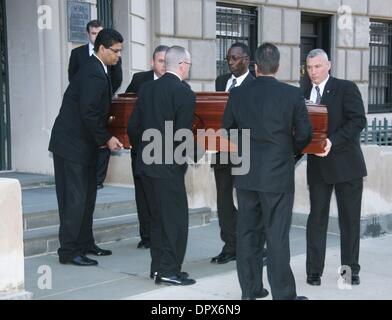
[108,92,328,154]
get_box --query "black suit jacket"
[215,72,254,92]
[49,55,113,165]
[125,70,154,94]
[213,72,255,169]
[223,76,313,193]
[305,77,367,185]
[68,44,123,94]
[127,73,196,179]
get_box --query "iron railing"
[369,21,392,113]
[361,118,392,146]
[216,3,258,76]
[97,0,113,29]
[0,0,10,170]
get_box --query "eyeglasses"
[225,55,248,62]
[179,61,192,66]
[108,47,122,54]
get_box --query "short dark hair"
[94,29,124,52]
[230,42,251,58]
[86,20,103,33]
[153,45,170,59]
[255,43,280,74]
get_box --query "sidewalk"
[24,219,392,300]
[128,232,392,300]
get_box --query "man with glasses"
[68,20,123,190]
[211,42,255,265]
[49,29,124,266]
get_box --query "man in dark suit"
[49,29,124,266]
[128,46,196,286]
[304,49,367,286]
[68,20,123,190]
[223,43,312,300]
[211,43,254,265]
[125,45,169,94]
[125,45,169,250]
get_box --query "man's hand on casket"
[315,138,332,157]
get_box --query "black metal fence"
[0,0,10,170]
[216,3,258,76]
[362,118,392,146]
[369,21,392,113]
[97,0,113,29]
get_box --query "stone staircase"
[1,172,212,257]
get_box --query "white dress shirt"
[225,70,250,92]
[310,75,330,104]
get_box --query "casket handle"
[108,116,116,124]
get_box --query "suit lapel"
[92,55,112,100]
[242,72,255,86]
[320,77,335,109]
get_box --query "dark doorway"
[300,14,331,91]
[0,0,10,171]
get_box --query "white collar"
[88,43,94,56]
[226,70,250,91]
[312,75,330,96]
[154,72,159,80]
[93,53,108,74]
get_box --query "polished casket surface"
[109,92,328,154]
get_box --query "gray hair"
[307,49,329,61]
[165,46,190,72]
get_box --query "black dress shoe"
[59,255,98,266]
[210,252,236,264]
[254,288,269,299]
[306,273,321,286]
[97,184,104,190]
[137,240,151,249]
[351,274,360,285]
[150,271,189,279]
[294,296,309,300]
[242,288,269,300]
[155,275,196,286]
[84,245,112,256]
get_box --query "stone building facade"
[2,0,392,174]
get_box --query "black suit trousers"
[306,177,363,276]
[140,175,189,277]
[96,148,110,185]
[236,189,297,300]
[131,151,151,242]
[53,154,97,260]
[214,164,237,255]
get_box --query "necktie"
[315,86,322,104]
[228,78,237,92]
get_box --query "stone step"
[0,172,55,189]
[22,186,136,230]
[23,207,212,257]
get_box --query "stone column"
[0,179,32,300]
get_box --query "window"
[97,0,113,29]
[369,21,392,113]
[216,3,258,76]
